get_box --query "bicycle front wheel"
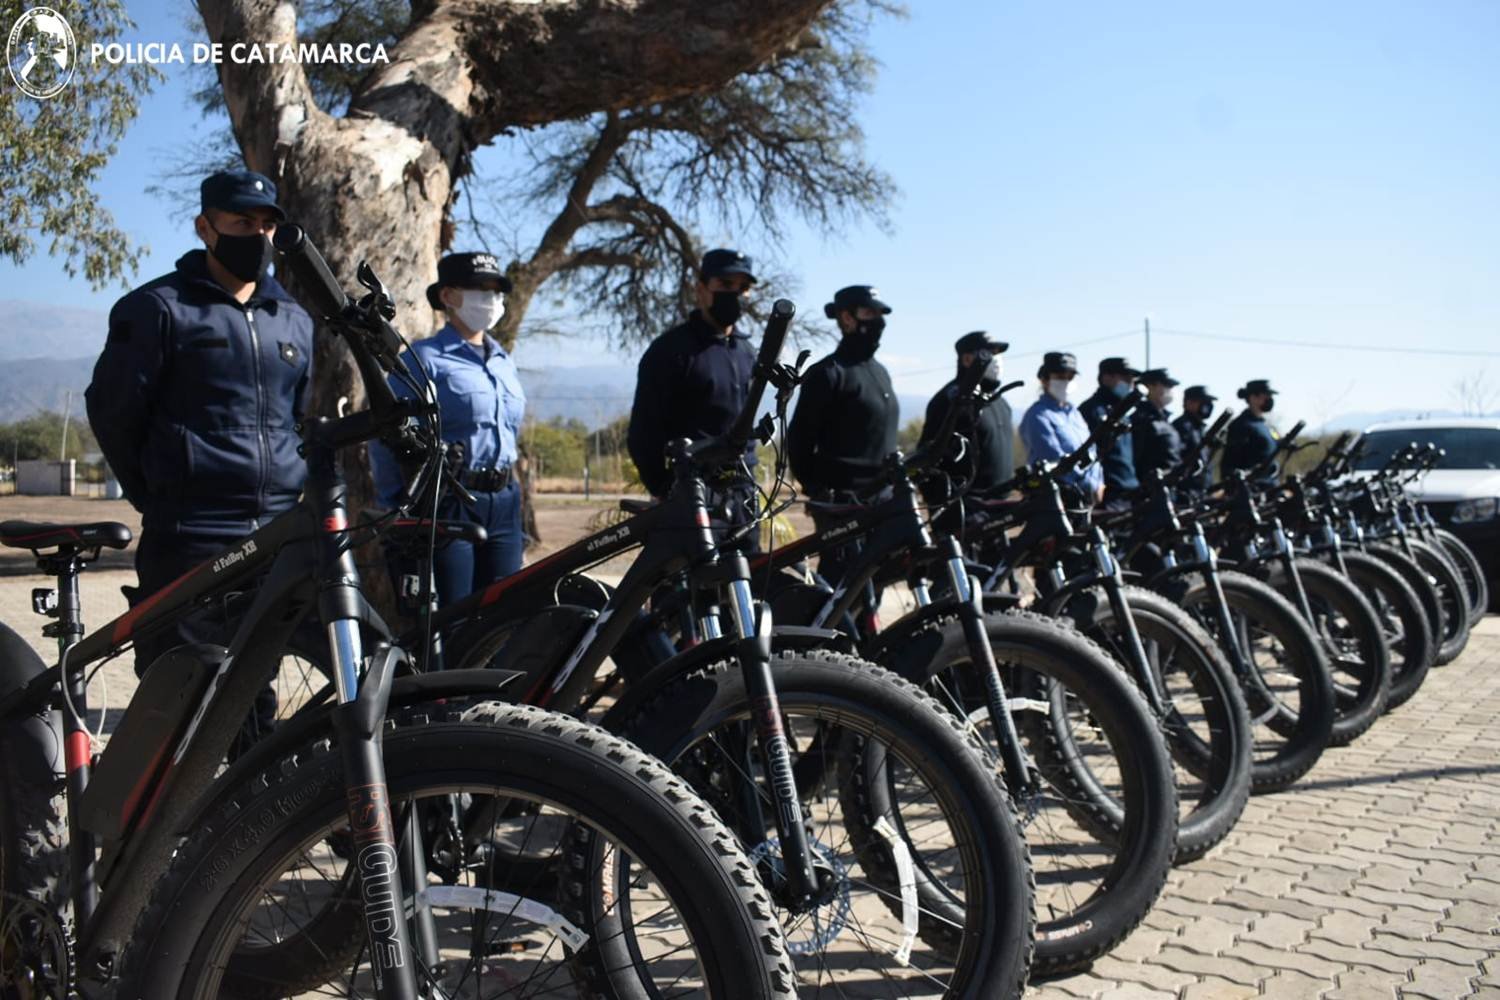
[115,702,796,999]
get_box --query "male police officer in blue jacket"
[628,249,759,503]
[1080,356,1142,508]
[86,170,314,694]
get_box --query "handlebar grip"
[1204,408,1233,441]
[1281,420,1306,447]
[272,224,350,320]
[723,298,796,450]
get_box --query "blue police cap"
[824,285,892,319]
[200,170,286,222]
[700,249,757,285]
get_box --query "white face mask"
[1046,378,1070,403]
[982,356,1004,384]
[452,289,506,334]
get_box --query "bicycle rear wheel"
[1337,550,1433,710]
[115,702,796,999]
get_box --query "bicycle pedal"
[31,588,58,617]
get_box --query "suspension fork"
[724,575,820,901]
[1089,529,1167,715]
[1271,520,1316,622]
[938,538,1035,797]
[1190,526,1254,679]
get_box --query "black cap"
[1138,368,1180,387]
[700,248,757,285]
[200,170,286,222]
[1184,385,1217,403]
[823,284,892,319]
[1237,379,1279,399]
[426,252,512,310]
[1099,356,1141,378]
[1039,351,1079,376]
[954,331,1009,356]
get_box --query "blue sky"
[4,0,1498,426]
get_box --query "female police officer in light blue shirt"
[370,252,527,606]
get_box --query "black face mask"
[1262,397,1275,413]
[707,291,742,329]
[209,226,274,283]
[851,316,885,343]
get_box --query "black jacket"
[788,337,898,495]
[1080,387,1140,492]
[1131,400,1183,481]
[627,310,756,497]
[1223,410,1279,483]
[919,378,1015,497]
[1172,412,1211,492]
[85,250,314,536]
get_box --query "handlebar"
[1054,388,1141,481]
[1167,407,1233,486]
[901,356,1017,476]
[677,300,797,472]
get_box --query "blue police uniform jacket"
[370,323,526,508]
[1019,394,1104,496]
[1223,410,1279,484]
[85,250,314,536]
[1131,400,1184,479]
[1172,413,1212,492]
[627,310,757,498]
[1081,387,1140,492]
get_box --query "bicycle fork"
[724,575,822,903]
[938,538,1035,798]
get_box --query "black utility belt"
[461,466,513,491]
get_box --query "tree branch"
[196,0,323,173]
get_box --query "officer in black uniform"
[919,332,1013,531]
[1223,379,1281,484]
[788,285,899,495]
[788,285,899,589]
[1131,368,1183,480]
[86,169,313,747]
[1080,356,1142,507]
[1172,385,1217,493]
[627,248,758,502]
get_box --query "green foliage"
[523,416,588,479]
[897,416,924,455]
[1,0,160,287]
[0,410,97,463]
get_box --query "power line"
[1152,327,1500,359]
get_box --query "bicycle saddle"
[0,520,133,551]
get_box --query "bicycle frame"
[0,418,425,998]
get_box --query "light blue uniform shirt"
[371,323,526,507]
[1019,394,1104,495]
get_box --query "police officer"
[1131,368,1184,480]
[919,332,1013,535]
[628,248,759,513]
[86,169,313,740]
[1223,379,1281,483]
[370,251,527,606]
[786,285,898,592]
[788,285,899,496]
[1079,356,1141,506]
[1018,352,1104,501]
[1172,385,1218,492]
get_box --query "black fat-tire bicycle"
[0,228,795,1000]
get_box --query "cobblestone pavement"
[1027,615,1500,1000]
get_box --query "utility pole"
[59,389,73,461]
[1144,318,1151,370]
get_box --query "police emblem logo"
[7,6,76,100]
[280,342,299,365]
